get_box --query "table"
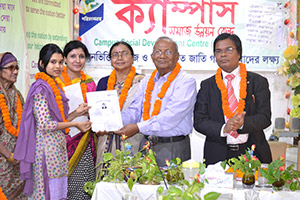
[91,181,300,200]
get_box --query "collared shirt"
[122,69,197,137]
[220,66,248,144]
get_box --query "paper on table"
[86,90,123,132]
[63,82,88,137]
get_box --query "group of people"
[0,33,272,200]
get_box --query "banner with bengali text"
[79,0,297,71]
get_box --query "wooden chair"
[268,141,288,161]
[297,140,300,171]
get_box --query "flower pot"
[242,173,255,189]
[272,179,285,191]
[166,170,184,184]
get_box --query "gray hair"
[153,36,178,53]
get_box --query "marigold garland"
[0,187,7,200]
[35,72,69,134]
[61,66,87,102]
[142,63,181,121]
[215,63,247,119]
[0,93,22,137]
[107,66,136,110]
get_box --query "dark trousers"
[140,135,191,167]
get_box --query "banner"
[24,0,70,84]
[0,0,71,95]
[0,0,27,93]
[79,0,297,71]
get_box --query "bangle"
[6,153,14,162]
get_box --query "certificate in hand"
[63,82,88,137]
[86,90,123,132]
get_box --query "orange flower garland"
[35,72,69,134]
[61,66,88,102]
[0,187,7,200]
[215,63,247,119]
[142,63,181,121]
[107,66,136,110]
[0,93,22,137]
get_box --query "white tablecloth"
[91,181,300,200]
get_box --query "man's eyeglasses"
[152,50,173,57]
[215,47,236,55]
[111,51,131,59]
[1,65,19,71]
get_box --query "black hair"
[63,40,91,61]
[109,41,134,59]
[213,33,242,60]
[38,43,63,74]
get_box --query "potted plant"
[222,145,261,188]
[157,161,220,200]
[84,138,163,196]
[259,155,300,191]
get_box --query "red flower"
[279,166,285,171]
[145,156,152,162]
[121,134,128,141]
[251,156,258,161]
[165,159,170,167]
[143,141,150,150]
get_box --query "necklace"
[107,66,136,110]
[61,66,88,102]
[142,63,181,121]
[0,93,22,137]
[35,72,69,134]
[215,63,247,119]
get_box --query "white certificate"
[86,90,123,132]
[63,82,88,137]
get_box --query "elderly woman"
[56,40,97,200]
[0,52,26,199]
[96,41,144,172]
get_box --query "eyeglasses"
[2,65,19,71]
[152,50,173,57]
[215,47,236,55]
[111,51,131,59]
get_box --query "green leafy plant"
[259,155,300,191]
[84,139,163,196]
[223,145,261,175]
[157,162,220,200]
[164,158,184,184]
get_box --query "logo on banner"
[79,0,104,36]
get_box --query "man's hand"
[114,124,139,138]
[224,111,246,133]
[95,130,110,136]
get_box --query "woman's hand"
[76,120,92,133]
[76,103,91,117]
[7,153,19,165]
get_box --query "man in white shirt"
[115,36,197,166]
